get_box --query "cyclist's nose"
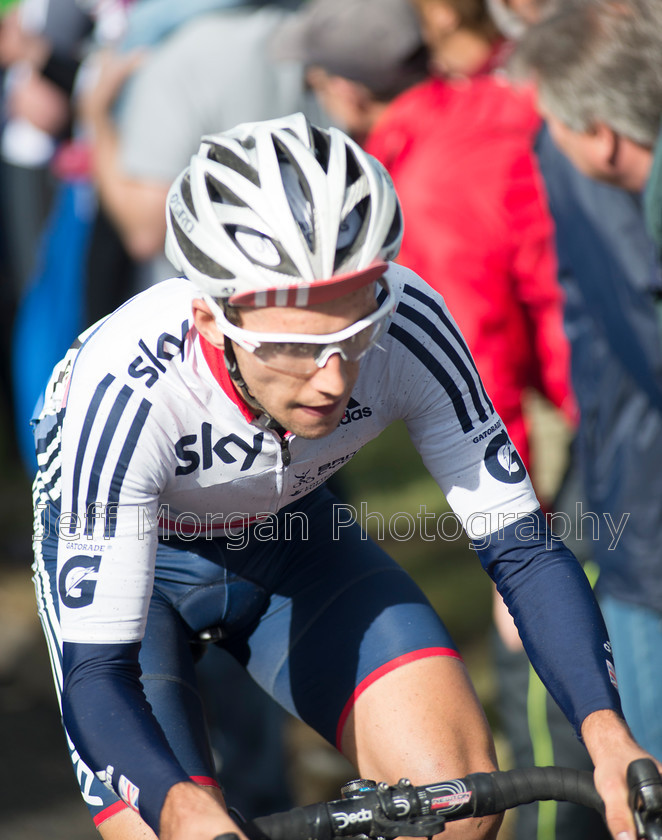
[309,350,353,395]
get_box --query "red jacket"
[366,75,576,470]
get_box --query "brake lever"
[628,759,662,839]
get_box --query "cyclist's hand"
[160,780,247,840]
[582,709,662,840]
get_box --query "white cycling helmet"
[165,112,403,307]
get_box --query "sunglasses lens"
[254,342,320,374]
[253,321,384,375]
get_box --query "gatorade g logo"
[58,555,102,608]
[484,431,526,484]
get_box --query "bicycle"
[232,758,662,840]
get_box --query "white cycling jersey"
[34,263,538,645]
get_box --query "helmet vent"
[206,143,260,187]
[228,224,300,277]
[274,137,317,253]
[310,125,331,172]
[181,174,198,219]
[169,210,235,279]
[345,145,363,187]
[384,203,403,247]
[205,173,248,208]
[334,196,371,272]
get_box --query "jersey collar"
[198,333,258,423]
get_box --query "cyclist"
[32,113,657,840]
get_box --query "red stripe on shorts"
[335,646,463,750]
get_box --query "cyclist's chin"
[284,404,347,439]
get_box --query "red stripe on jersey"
[199,334,257,423]
[93,800,126,826]
[191,775,221,788]
[92,776,221,825]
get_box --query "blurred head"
[271,0,427,138]
[166,113,403,435]
[511,0,662,190]
[410,0,501,76]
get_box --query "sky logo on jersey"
[340,397,372,425]
[58,554,102,608]
[128,320,190,388]
[175,424,264,475]
[484,431,526,485]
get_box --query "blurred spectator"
[10,1,320,470]
[0,0,94,465]
[274,0,575,473]
[78,0,324,323]
[513,0,661,195]
[512,0,662,762]
[409,0,508,77]
[5,5,299,817]
[0,0,92,294]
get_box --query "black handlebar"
[230,759,662,840]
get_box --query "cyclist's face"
[196,285,378,439]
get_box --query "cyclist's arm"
[62,638,189,829]
[55,377,201,832]
[391,274,620,727]
[414,407,652,837]
[475,510,621,733]
[62,637,242,839]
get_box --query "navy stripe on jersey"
[84,385,134,536]
[396,299,490,424]
[36,410,64,455]
[105,398,152,538]
[402,283,494,412]
[70,374,116,529]
[389,322,476,433]
[39,442,60,476]
[42,467,62,497]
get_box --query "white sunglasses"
[205,278,395,376]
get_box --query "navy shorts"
[33,485,458,826]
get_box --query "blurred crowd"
[1,0,661,838]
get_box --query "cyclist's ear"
[192,298,225,348]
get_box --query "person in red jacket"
[274,0,576,472]
[365,74,576,469]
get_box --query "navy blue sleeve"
[475,508,622,735]
[62,640,190,832]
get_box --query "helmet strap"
[223,339,284,430]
